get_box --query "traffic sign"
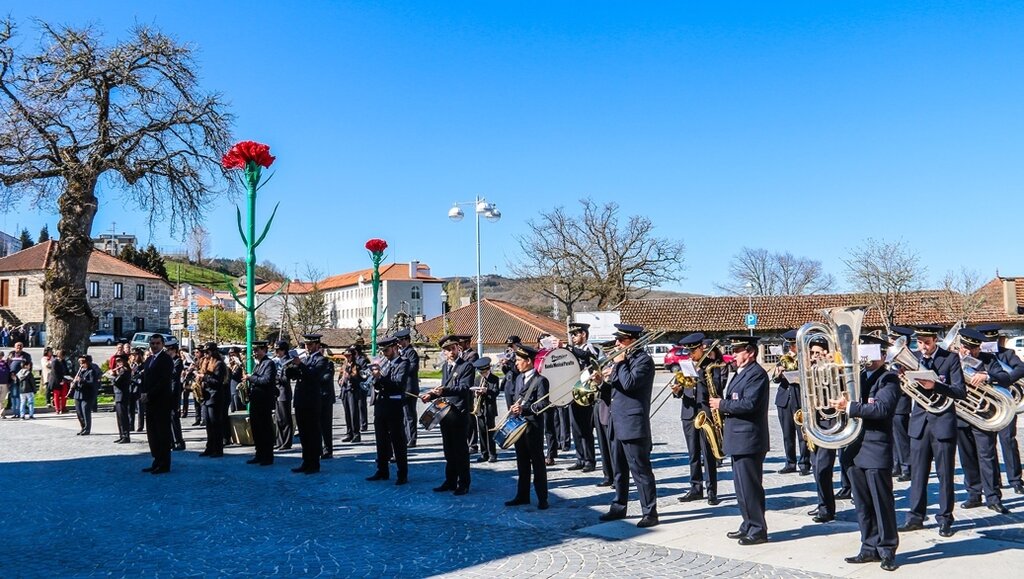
[187,324,198,332]
[745,313,758,328]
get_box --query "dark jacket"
[47,358,67,390]
[909,347,966,441]
[274,355,294,402]
[369,355,409,415]
[248,356,278,400]
[439,358,474,413]
[294,351,329,410]
[719,362,771,456]
[112,367,132,403]
[513,370,550,430]
[142,350,175,409]
[201,359,229,408]
[847,367,900,469]
[997,347,1024,382]
[957,350,1011,428]
[475,372,500,414]
[607,349,656,442]
[400,345,420,395]
[71,366,97,401]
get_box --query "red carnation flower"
[365,238,388,253]
[222,141,276,170]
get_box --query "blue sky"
[5,1,1024,294]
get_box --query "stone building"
[0,241,172,340]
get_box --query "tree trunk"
[43,174,99,355]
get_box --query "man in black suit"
[167,344,186,451]
[711,335,770,545]
[834,335,900,572]
[292,334,330,474]
[472,357,500,463]
[246,341,278,466]
[898,324,966,538]
[888,326,915,482]
[505,346,550,509]
[396,329,420,447]
[975,324,1024,494]
[594,324,660,528]
[954,328,1012,514]
[676,332,721,505]
[772,330,809,475]
[366,336,410,484]
[421,335,474,494]
[567,323,599,472]
[273,341,296,450]
[141,334,175,475]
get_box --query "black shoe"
[844,553,881,564]
[599,509,627,522]
[407,441,416,448]
[291,466,309,473]
[898,520,924,532]
[366,472,389,481]
[897,473,911,482]
[807,508,821,517]
[707,493,720,506]
[961,497,983,509]
[677,489,704,503]
[880,557,898,572]
[341,436,353,442]
[488,456,498,463]
[433,483,454,492]
[567,463,585,471]
[582,465,595,472]
[173,444,185,451]
[321,452,333,459]
[505,497,530,507]
[778,465,797,474]
[191,421,202,426]
[636,516,659,528]
[469,445,478,454]
[150,467,170,475]
[726,530,744,539]
[835,488,853,500]
[395,476,408,486]
[596,479,613,487]
[799,467,811,476]
[545,458,555,466]
[987,502,1010,515]
[141,466,155,473]
[453,487,469,496]
[938,521,954,538]
[1014,483,1024,495]
[352,437,361,443]
[538,500,549,510]
[246,458,261,465]
[738,535,768,546]
[476,456,489,463]
[813,513,835,523]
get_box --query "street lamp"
[448,196,501,356]
[212,296,221,342]
[746,282,754,337]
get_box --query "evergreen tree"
[119,243,139,265]
[37,224,50,242]
[143,244,168,280]
[18,228,33,250]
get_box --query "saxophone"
[693,361,727,460]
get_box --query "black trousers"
[595,407,614,482]
[146,403,172,470]
[341,389,362,437]
[813,446,853,516]
[514,421,547,501]
[76,398,92,433]
[609,434,658,517]
[907,430,956,525]
[135,398,146,430]
[180,389,191,417]
[892,413,911,474]
[250,395,276,462]
[319,401,334,454]
[998,414,1022,486]
[957,425,1001,503]
[295,402,322,470]
[557,406,571,449]
[544,410,559,459]
[359,393,369,430]
[476,406,497,459]
[275,399,294,449]
[732,452,768,539]
[570,402,596,467]
[170,401,184,447]
[848,465,898,559]
[682,418,717,493]
[405,394,419,445]
[439,410,470,490]
[114,400,132,439]
[374,403,408,477]
[203,403,225,455]
[221,403,231,445]
[777,405,810,469]
[467,410,479,448]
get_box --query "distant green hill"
[165,260,236,290]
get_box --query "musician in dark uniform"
[975,323,1024,495]
[140,333,174,475]
[421,335,474,494]
[199,342,228,458]
[676,332,723,505]
[954,328,1012,514]
[594,324,660,528]
[246,341,278,466]
[593,339,616,487]
[505,345,550,509]
[807,338,853,523]
[167,343,186,451]
[292,334,330,474]
[898,324,966,538]
[833,335,900,572]
[472,357,500,463]
[500,336,522,409]
[772,330,810,475]
[351,343,370,432]
[396,329,420,447]
[567,323,599,472]
[319,347,337,460]
[111,354,133,444]
[71,355,96,435]
[339,346,364,443]
[273,341,295,450]
[710,335,769,545]
[366,336,410,484]
[460,335,481,454]
[888,326,915,482]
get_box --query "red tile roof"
[0,241,167,282]
[250,280,315,295]
[416,299,568,347]
[319,263,441,290]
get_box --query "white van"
[644,343,674,367]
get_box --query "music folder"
[904,369,940,383]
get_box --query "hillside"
[166,260,237,290]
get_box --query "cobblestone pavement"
[1,374,1021,578]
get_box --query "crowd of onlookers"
[0,324,38,348]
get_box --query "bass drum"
[535,347,582,407]
[419,399,451,431]
[493,415,529,449]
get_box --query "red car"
[664,345,733,371]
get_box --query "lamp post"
[212,296,220,342]
[440,289,448,334]
[746,282,754,337]
[448,196,501,356]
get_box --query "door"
[113,317,123,339]
[0,280,7,307]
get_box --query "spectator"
[1,326,8,347]
[50,349,70,415]
[27,325,37,348]
[42,347,53,406]
[0,352,9,418]
[18,364,35,419]
[8,343,32,419]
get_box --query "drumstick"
[404,392,420,399]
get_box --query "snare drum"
[419,399,451,431]
[493,414,529,449]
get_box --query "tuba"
[795,305,868,450]
[957,357,1016,432]
[996,359,1024,415]
[885,337,954,413]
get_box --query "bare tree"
[289,265,328,336]
[939,267,988,323]
[718,247,834,296]
[0,20,232,352]
[187,225,211,265]
[843,238,926,329]
[513,199,685,310]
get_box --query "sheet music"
[679,360,698,378]
[960,355,982,370]
[783,370,801,383]
[905,369,940,383]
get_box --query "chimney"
[1003,277,1019,316]
[409,260,419,278]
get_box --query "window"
[17,278,27,297]
[411,285,421,300]
[89,281,100,298]
[113,282,123,300]
[134,317,145,331]
[136,284,145,301]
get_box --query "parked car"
[89,330,116,345]
[1006,336,1024,360]
[130,332,178,350]
[663,344,734,371]
[644,343,674,367]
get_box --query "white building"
[321,261,444,330]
